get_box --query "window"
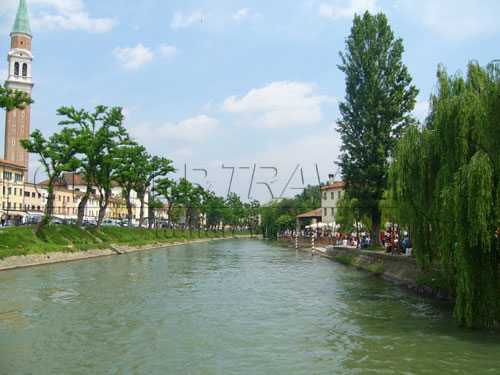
[58,196,61,201]
[3,171,12,180]
[22,63,27,77]
[338,191,342,199]
[331,208,335,216]
[15,173,23,182]
[14,188,17,196]
[20,189,22,196]
[32,192,35,198]
[324,208,327,216]
[14,62,19,75]
[331,192,334,200]
[323,192,326,200]
[7,187,11,195]
[13,203,16,210]
[25,191,30,197]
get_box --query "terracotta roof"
[0,158,27,171]
[296,208,322,218]
[320,181,344,191]
[62,173,87,186]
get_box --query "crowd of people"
[279,227,413,257]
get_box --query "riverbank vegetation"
[0,226,259,260]
[390,61,500,329]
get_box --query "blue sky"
[1,0,499,202]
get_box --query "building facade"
[0,158,27,222]
[320,175,345,224]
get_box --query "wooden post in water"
[311,234,315,255]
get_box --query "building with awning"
[296,208,322,232]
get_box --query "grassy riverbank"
[0,226,259,260]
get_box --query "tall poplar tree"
[337,11,418,245]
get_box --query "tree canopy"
[0,84,33,111]
[390,61,500,329]
[337,11,418,245]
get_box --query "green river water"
[0,239,499,374]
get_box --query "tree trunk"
[371,213,382,246]
[96,197,109,231]
[77,190,91,228]
[126,197,133,228]
[148,201,154,229]
[35,191,56,235]
[139,196,145,228]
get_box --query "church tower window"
[22,63,27,76]
[14,62,19,75]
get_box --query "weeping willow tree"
[391,61,500,329]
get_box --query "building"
[4,0,34,177]
[23,182,43,213]
[320,175,345,224]
[0,157,27,222]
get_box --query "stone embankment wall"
[324,246,429,285]
[278,237,438,288]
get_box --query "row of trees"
[20,105,174,234]
[17,105,264,236]
[336,11,499,328]
[260,185,322,238]
[152,178,261,235]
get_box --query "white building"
[320,174,345,225]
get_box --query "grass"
[0,226,259,260]
[332,256,355,265]
[363,245,387,252]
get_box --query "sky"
[0,0,499,202]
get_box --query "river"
[0,239,499,374]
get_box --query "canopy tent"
[305,222,335,229]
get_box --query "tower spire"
[11,0,32,37]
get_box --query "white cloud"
[221,81,335,129]
[232,8,250,21]
[130,115,220,146]
[394,0,500,40]
[111,44,154,70]
[157,44,178,58]
[171,10,203,29]
[29,0,118,33]
[318,0,379,20]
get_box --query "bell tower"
[4,0,34,172]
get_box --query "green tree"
[337,11,418,246]
[226,193,244,236]
[0,84,33,111]
[275,214,295,232]
[57,105,128,228]
[390,61,500,328]
[133,154,174,228]
[114,143,147,227]
[20,128,80,234]
[243,199,261,235]
[155,178,180,228]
